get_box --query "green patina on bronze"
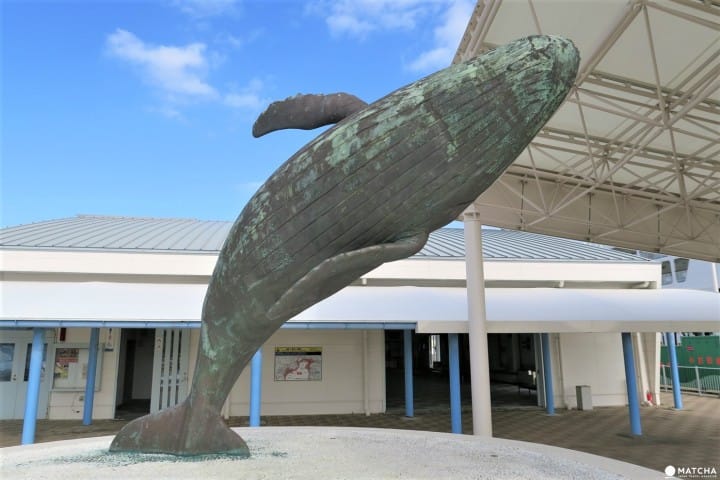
[109,35,579,456]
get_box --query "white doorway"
[0,330,51,419]
[150,329,190,413]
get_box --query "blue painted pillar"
[621,332,642,436]
[249,348,263,427]
[403,329,414,417]
[448,333,462,434]
[83,328,100,425]
[665,332,683,410]
[21,328,45,445]
[541,333,555,415]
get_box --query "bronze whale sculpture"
[110,35,579,456]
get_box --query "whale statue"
[110,35,579,456]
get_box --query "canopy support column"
[249,348,263,427]
[82,328,100,425]
[449,333,463,434]
[665,332,683,409]
[463,206,492,437]
[622,332,642,436]
[21,328,45,445]
[541,333,555,415]
[403,329,414,417]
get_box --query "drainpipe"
[665,332,683,410]
[249,348,263,427]
[541,333,555,415]
[82,328,100,425]
[634,332,650,405]
[448,333,462,434]
[403,329,414,417]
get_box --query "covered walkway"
[1,393,717,473]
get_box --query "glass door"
[0,331,50,419]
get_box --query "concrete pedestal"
[1,427,662,479]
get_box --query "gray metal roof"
[0,215,646,262]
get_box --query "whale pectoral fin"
[252,93,368,137]
[268,231,429,321]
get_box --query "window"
[661,261,673,285]
[674,258,689,283]
[23,343,47,381]
[429,335,442,368]
[0,344,14,381]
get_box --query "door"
[150,329,190,413]
[0,330,51,419]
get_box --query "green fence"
[660,336,720,394]
[660,365,720,395]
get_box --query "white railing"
[660,364,720,395]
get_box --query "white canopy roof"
[2,281,717,333]
[302,286,720,333]
[455,0,720,262]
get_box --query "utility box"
[576,385,593,410]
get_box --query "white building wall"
[556,333,628,408]
[661,257,719,293]
[227,329,386,416]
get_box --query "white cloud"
[147,105,186,121]
[214,29,263,50]
[216,32,244,49]
[237,181,264,196]
[310,0,473,72]
[407,0,474,72]
[107,29,267,120]
[106,29,217,98]
[311,0,434,38]
[224,92,262,109]
[327,14,375,37]
[224,78,265,111]
[171,0,240,18]
[408,47,455,72]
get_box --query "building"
[3,215,718,425]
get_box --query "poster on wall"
[274,346,322,381]
[54,348,79,380]
[52,345,102,390]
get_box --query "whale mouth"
[537,35,580,98]
[481,35,579,144]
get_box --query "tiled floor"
[1,392,717,473]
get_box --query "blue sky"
[1,0,474,227]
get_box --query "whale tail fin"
[109,399,249,457]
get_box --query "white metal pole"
[463,205,493,437]
[362,331,370,416]
[634,332,650,404]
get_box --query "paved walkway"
[1,393,718,474]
